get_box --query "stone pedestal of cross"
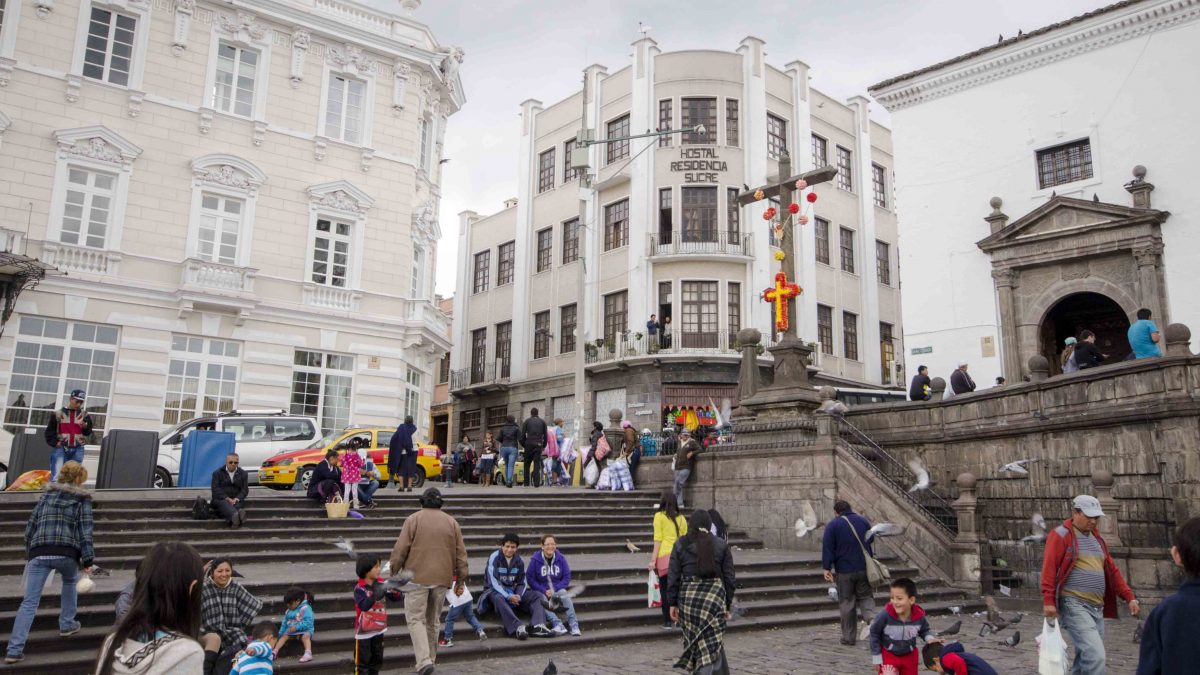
[736,152,837,400]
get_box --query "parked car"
[259,427,442,491]
[155,410,321,488]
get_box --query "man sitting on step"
[478,533,552,640]
[211,453,248,529]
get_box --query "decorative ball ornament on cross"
[762,271,802,333]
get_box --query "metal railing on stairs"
[833,414,959,537]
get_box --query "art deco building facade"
[0,0,460,449]
[451,37,903,441]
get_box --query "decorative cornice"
[307,179,375,215]
[217,10,272,45]
[326,43,377,78]
[190,153,267,195]
[870,0,1200,111]
[53,125,143,169]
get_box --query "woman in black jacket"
[667,510,735,675]
[588,421,607,469]
[1074,330,1106,369]
[306,450,342,503]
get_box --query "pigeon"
[907,457,930,492]
[547,584,587,610]
[1033,410,1050,422]
[625,539,642,553]
[333,537,356,558]
[794,501,821,538]
[948,606,962,616]
[1022,514,1048,543]
[865,523,905,542]
[1009,612,1025,625]
[937,620,961,637]
[1133,618,1144,643]
[999,458,1036,475]
[827,586,839,601]
[999,631,1021,647]
[728,599,749,620]
[543,659,557,675]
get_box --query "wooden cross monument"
[737,151,837,340]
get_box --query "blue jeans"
[7,557,80,657]
[359,479,379,503]
[500,447,518,485]
[50,445,86,480]
[544,590,578,630]
[1060,596,1106,675]
[442,601,484,640]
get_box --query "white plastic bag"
[647,570,661,608]
[1037,618,1069,675]
[597,467,612,490]
[583,460,599,486]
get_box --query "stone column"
[950,472,985,591]
[1092,470,1123,548]
[992,267,1021,381]
[1164,323,1192,357]
[929,377,946,402]
[1133,243,1166,326]
[731,328,762,421]
[1028,355,1049,382]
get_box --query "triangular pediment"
[978,196,1166,252]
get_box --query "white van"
[155,410,321,488]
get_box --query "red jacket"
[1040,518,1134,619]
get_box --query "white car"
[155,410,321,488]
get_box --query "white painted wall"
[878,4,1200,386]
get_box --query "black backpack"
[190,496,212,520]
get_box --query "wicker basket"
[325,497,349,519]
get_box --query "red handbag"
[357,599,387,633]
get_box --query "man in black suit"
[211,453,249,529]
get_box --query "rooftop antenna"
[638,21,652,37]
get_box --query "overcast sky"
[361,0,1106,296]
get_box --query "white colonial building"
[450,36,903,441]
[870,0,1199,384]
[0,0,460,445]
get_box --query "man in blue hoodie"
[526,534,580,636]
[1136,516,1200,675]
[388,416,418,492]
[479,533,550,639]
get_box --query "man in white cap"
[1040,494,1139,675]
[949,361,976,396]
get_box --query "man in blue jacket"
[822,500,875,645]
[388,416,418,492]
[479,533,550,639]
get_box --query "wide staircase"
[0,488,973,673]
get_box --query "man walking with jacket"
[44,389,93,479]
[672,430,700,508]
[496,415,521,488]
[389,488,469,675]
[1041,495,1139,675]
[822,500,876,645]
[520,408,548,488]
[389,416,418,492]
[210,453,248,529]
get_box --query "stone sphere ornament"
[806,192,818,203]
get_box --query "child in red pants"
[869,577,940,675]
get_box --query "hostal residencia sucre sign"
[670,148,728,184]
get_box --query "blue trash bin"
[178,431,237,488]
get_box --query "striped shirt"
[230,641,274,675]
[1062,527,1106,607]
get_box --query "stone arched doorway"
[1040,292,1130,374]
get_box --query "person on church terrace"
[909,365,932,401]
[210,454,248,529]
[949,362,976,395]
[1061,337,1080,374]
[1135,517,1200,675]
[1041,495,1139,675]
[1127,308,1162,360]
[1073,331,1106,370]
[822,500,876,646]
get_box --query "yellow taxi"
[258,427,442,491]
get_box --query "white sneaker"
[552,624,568,636]
[858,621,870,641]
[570,625,581,636]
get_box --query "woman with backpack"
[667,510,736,675]
[647,489,688,629]
[5,461,94,665]
[94,542,207,674]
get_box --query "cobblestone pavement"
[441,613,1143,674]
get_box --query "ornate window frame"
[68,0,153,102]
[201,10,273,125]
[317,43,378,149]
[186,154,267,268]
[303,180,373,294]
[0,0,24,85]
[46,125,142,253]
